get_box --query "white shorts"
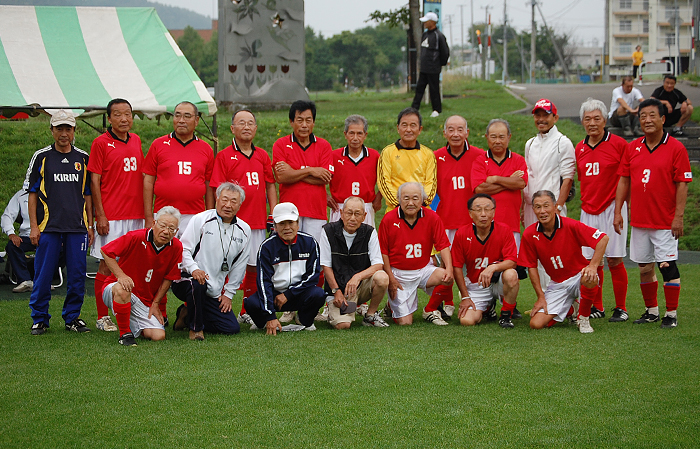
[298,216,326,242]
[329,201,376,228]
[390,265,437,318]
[247,229,267,266]
[102,282,164,338]
[91,219,145,259]
[466,277,504,311]
[176,214,194,239]
[629,227,678,263]
[445,228,457,246]
[535,273,581,322]
[513,232,521,251]
[580,201,627,259]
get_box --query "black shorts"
[664,109,682,127]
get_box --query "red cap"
[532,98,557,115]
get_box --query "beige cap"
[272,202,299,223]
[50,109,76,127]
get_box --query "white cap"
[50,109,76,127]
[272,202,299,223]
[420,12,439,23]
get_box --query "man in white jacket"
[171,182,251,340]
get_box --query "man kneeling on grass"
[518,191,609,333]
[101,206,183,346]
[320,196,389,329]
[378,182,453,325]
[452,194,520,328]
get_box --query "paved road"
[508,80,700,120]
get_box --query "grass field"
[1,77,700,447]
[1,265,699,448]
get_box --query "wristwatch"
[331,288,340,294]
[556,205,563,212]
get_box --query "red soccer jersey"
[102,228,183,306]
[87,130,145,220]
[273,133,333,220]
[575,131,626,215]
[210,140,274,229]
[379,206,450,270]
[451,221,518,283]
[518,216,605,283]
[143,133,214,215]
[618,133,693,229]
[329,146,379,204]
[471,149,528,233]
[434,143,485,229]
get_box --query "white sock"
[648,306,659,316]
[665,310,677,318]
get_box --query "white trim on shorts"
[629,227,678,263]
[91,219,145,259]
[389,265,437,318]
[102,282,164,338]
[298,216,326,242]
[581,201,627,259]
[535,272,581,322]
[247,229,266,266]
[466,277,504,311]
[329,201,376,228]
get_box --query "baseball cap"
[50,109,76,127]
[272,202,299,223]
[532,98,557,115]
[420,12,439,23]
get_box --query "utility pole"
[603,0,610,82]
[471,0,475,64]
[459,5,465,67]
[536,1,570,80]
[530,0,536,83]
[482,5,490,80]
[502,0,508,84]
[520,33,526,82]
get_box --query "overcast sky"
[154,0,604,46]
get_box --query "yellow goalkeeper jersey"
[377,140,437,211]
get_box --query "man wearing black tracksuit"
[411,12,450,117]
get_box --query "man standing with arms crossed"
[209,109,277,325]
[614,98,692,328]
[89,98,145,332]
[410,12,450,118]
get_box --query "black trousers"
[411,72,441,113]
[171,276,240,334]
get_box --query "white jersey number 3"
[123,157,137,172]
[405,243,422,258]
[642,169,651,184]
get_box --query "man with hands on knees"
[171,182,251,340]
[100,206,183,346]
[518,191,608,333]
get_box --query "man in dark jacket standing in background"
[411,11,450,118]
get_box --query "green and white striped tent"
[0,5,216,117]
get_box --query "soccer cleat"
[65,318,90,333]
[589,306,606,319]
[280,323,316,332]
[512,307,522,319]
[31,322,48,335]
[356,303,369,317]
[633,310,659,324]
[12,280,33,293]
[96,316,118,332]
[314,306,329,322]
[422,309,449,326]
[249,323,260,330]
[163,316,169,327]
[578,316,594,334]
[279,311,296,323]
[443,304,455,318]
[660,315,677,328]
[608,307,629,322]
[237,313,253,325]
[483,299,497,321]
[362,312,390,327]
[498,311,514,329]
[437,304,452,321]
[173,304,188,331]
[382,302,393,320]
[118,332,137,346]
[189,330,205,341]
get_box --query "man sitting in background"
[2,188,35,292]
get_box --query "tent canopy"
[0,5,216,118]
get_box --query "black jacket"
[322,220,373,294]
[419,27,450,74]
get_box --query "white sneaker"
[249,323,260,330]
[280,323,316,332]
[314,305,329,322]
[12,280,33,293]
[422,309,448,326]
[237,313,253,325]
[362,312,390,327]
[443,304,455,318]
[357,303,369,317]
[578,316,594,334]
[430,110,440,118]
[96,316,118,332]
[279,311,296,323]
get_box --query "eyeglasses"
[233,120,256,128]
[155,221,178,234]
[469,207,495,213]
[343,211,365,218]
[174,112,196,120]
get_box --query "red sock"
[609,263,628,310]
[94,273,109,319]
[112,301,132,336]
[425,284,452,312]
[242,271,257,299]
[579,285,597,318]
[317,272,325,288]
[640,281,658,308]
[547,319,556,327]
[159,293,168,318]
[501,300,516,313]
[663,283,680,311]
[592,266,604,311]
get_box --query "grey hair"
[344,114,368,133]
[579,98,608,121]
[398,182,428,202]
[486,118,511,135]
[443,115,468,133]
[216,182,246,203]
[155,206,181,227]
[343,196,366,210]
[532,190,556,204]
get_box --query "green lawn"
[1,265,699,448]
